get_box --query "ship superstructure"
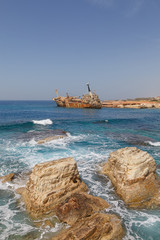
[53,84,102,109]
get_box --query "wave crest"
[146,141,160,146]
[32,119,53,125]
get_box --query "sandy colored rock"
[52,213,124,240]
[37,135,66,144]
[0,173,15,183]
[102,100,160,109]
[20,157,88,217]
[55,192,109,225]
[16,187,25,195]
[15,158,124,239]
[102,147,160,208]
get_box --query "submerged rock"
[37,135,66,144]
[52,213,124,240]
[20,157,88,217]
[102,147,160,208]
[18,129,67,143]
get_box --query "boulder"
[102,147,160,208]
[20,157,88,217]
[14,157,124,239]
[52,213,124,240]
[55,192,109,225]
[0,173,15,183]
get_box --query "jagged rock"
[37,135,66,144]
[20,157,88,217]
[52,213,124,240]
[55,192,109,225]
[14,157,124,239]
[0,173,15,183]
[102,147,160,208]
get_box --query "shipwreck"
[53,84,102,109]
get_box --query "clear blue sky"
[0,0,160,100]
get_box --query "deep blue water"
[0,100,160,240]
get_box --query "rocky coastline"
[1,145,160,239]
[102,99,160,109]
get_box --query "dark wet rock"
[123,134,155,146]
[105,132,155,146]
[18,129,67,142]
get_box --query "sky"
[0,0,160,100]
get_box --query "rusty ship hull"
[53,97,102,109]
[53,85,102,109]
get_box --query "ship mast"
[86,83,93,97]
[56,89,59,98]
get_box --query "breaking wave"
[32,119,53,125]
[146,141,160,146]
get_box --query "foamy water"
[1,101,160,239]
[1,133,160,239]
[32,119,53,125]
[146,141,160,146]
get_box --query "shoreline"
[102,99,160,109]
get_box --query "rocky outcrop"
[19,129,67,144]
[102,147,160,208]
[20,157,88,217]
[0,173,15,183]
[16,157,124,239]
[55,192,109,225]
[37,135,66,144]
[102,100,160,109]
[52,213,124,240]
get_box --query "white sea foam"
[146,141,160,146]
[39,133,89,148]
[2,132,160,240]
[32,119,53,125]
[28,138,37,146]
[105,120,109,123]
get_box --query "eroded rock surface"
[10,156,124,239]
[52,213,124,240]
[55,192,109,225]
[20,157,88,217]
[102,147,160,208]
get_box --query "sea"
[0,100,160,240]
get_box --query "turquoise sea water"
[0,100,160,240]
